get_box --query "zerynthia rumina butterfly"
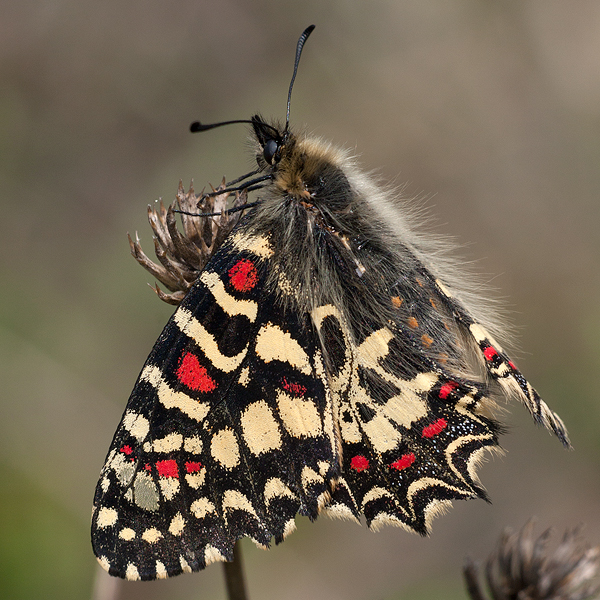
[92,25,570,581]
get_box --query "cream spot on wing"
[355,328,394,369]
[96,507,118,528]
[155,561,168,579]
[152,432,183,453]
[97,556,110,572]
[340,414,362,443]
[211,428,240,469]
[231,232,274,258]
[241,401,282,455]
[133,471,159,511]
[122,411,149,441]
[100,476,110,492]
[318,461,330,476]
[125,564,140,581]
[180,556,192,573]
[191,498,216,519]
[435,279,454,298]
[361,486,394,508]
[141,365,210,422]
[383,393,428,428]
[361,413,402,453]
[222,489,258,519]
[169,512,185,536]
[238,365,251,387]
[159,477,180,500]
[183,435,202,454]
[142,528,163,543]
[185,470,206,489]
[200,271,258,321]
[283,519,296,539]
[469,322,505,353]
[277,391,322,438]
[174,308,248,372]
[119,528,136,541]
[205,545,226,565]
[264,477,296,508]
[311,303,344,327]
[255,324,312,375]
[301,466,323,490]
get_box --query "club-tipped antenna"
[190,119,280,138]
[286,24,315,131]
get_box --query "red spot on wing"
[281,377,307,397]
[439,381,458,399]
[508,360,517,370]
[483,346,498,361]
[228,259,258,292]
[120,445,133,455]
[422,418,447,438]
[390,453,416,471]
[350,455,369,472]
[156,460,179,478]
[176,352,217,392]
[144,463,152,471]
[185,461,202,474]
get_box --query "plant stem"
[223,541,248,600]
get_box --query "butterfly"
[91,25,570,581]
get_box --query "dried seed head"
[129,180,247,305]
[464,521,600,600]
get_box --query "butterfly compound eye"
[263,139,279,165]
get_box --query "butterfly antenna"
[285,25,315,132]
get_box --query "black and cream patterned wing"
[91,229,341,580]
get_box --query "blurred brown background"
[1,1,599,599]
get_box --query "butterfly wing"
[92,229,341,580]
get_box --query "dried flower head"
[128,180,247,305]
[464,521,600,600]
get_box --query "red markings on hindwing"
[422,418,447,438]
[120,445,133,455]
[281,376,306,397]
[390,453,416,471]
[228,259,258,292]
[350,455,369,472]
[156,460,179,478]
[185,461,202,474]
[483,346,498,361]
[439,381,458,399]
[176,352,217,392]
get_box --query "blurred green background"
[2,1,599,599]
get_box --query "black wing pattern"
[92,224,568,580]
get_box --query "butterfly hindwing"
[92,230,340,580]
